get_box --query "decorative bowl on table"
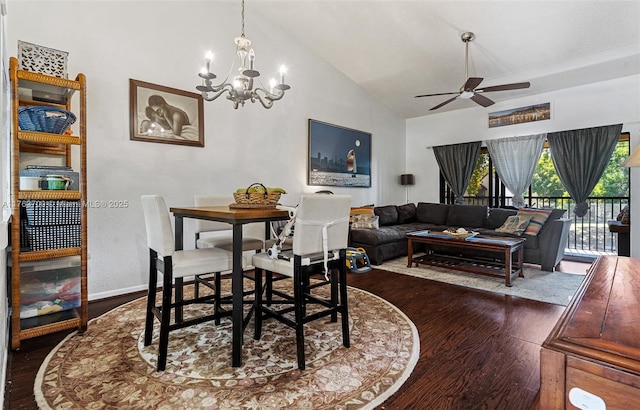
[442,228,479,240]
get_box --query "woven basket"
[233,183,282,206]
[18,106,77,134]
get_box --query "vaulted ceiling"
[251,0,640,119]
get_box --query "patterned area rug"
[34,281,419,409]
[376,255,586,306]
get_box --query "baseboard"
[88,284,149,302]
[88,275,220,302]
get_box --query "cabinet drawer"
[566,364,640,409]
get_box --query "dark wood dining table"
[169,205,290,367]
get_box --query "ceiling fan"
[415,32,531,111]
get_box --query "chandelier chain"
[241,0,245,38]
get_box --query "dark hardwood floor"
[4,260,589,409]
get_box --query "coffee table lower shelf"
[411,253,524,286]
[406,231,526,287]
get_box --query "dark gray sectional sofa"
[349,202,571,271]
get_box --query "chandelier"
[196,0,290,109]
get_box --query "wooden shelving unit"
[8,56,88,349]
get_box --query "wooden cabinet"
[8,57,88,349]
[540,256,640,409]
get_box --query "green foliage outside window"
[464,139,629,199]
[531,141,629,197]
[466,153,489,196]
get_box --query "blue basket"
[18,106,77,134]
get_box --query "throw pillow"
[350,206,374,223]
[351,214,380,229]
[617,205,630,225]
[485,208,517,229]
[517,208,552,236]
[495,215,532,236]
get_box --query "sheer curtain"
[486,134,546,208]
[433,141,481,204]
[547,124,622,217]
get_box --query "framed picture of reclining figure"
[129,79,204,147]
[308,119,372,188]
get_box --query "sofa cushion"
[495,215,532,236]
[485,208,518,229]
[397,203,417,224]
[375,205,399,226]
[350,224,415,245]
[517,208,552,236]
[416,202,449,225]
[446,204,488,228]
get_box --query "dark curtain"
[433,141,481,204]
[547,124,622,217]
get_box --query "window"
[443,133,630,208]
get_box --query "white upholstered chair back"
[141,195,175,257]
[292,194,351,256]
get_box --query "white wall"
[5,1,406,298]
[407,74,640,256]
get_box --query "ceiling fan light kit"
[415,32,531,111]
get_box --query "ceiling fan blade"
[463,77,484,91]
[471,93,494,107]
[476,81,531,93]
[430,95,459,111]
[415,91,460,98]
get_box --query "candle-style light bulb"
[279,65,287,84]
[249,49,255,70]
[269,78,276,93]
[205,51,213,72]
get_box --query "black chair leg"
[339,252,350,348]
[144,249,158,347]
[293,258,306,370]
[175,277,184,324]
[194,276,201,298]
[254,267,263,340]
[330,269,338,322]
[214,272,222,325]
[157,256,174,371]
[266,271,273,306]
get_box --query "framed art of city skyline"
[308,119,371,187]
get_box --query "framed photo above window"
[308,119,371,187]
[488,102,551,128]
[129,79,204,147]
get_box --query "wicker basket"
[23,200,82,226]
[233,183,282,207]
[18,106,76,134]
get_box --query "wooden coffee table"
[406,230,526,286]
